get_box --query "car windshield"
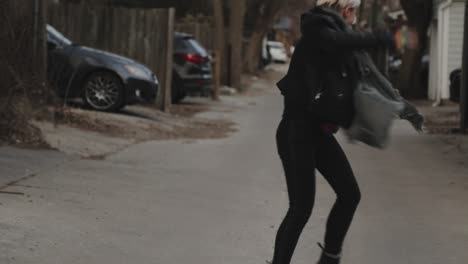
[174,33,209,57]
[47,25,73,46]
[268,42,283,48]
[268,43,286,50]
[186,38,208,56]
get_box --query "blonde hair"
[316,0,361,9]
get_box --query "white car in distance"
[267,41,288,63]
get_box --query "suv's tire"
[82,71,125,111]
[171,74,186,104]
[172,93,186,104]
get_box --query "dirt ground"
[26,98,238,158]
[413,100,468,157]
[1,67,282,158]
[415,100,462,134]
[46,102,236,142]
[0,97,50,148]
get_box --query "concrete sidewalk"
[0,66,467,264]
[0,147,72,188]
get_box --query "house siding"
[428,0,466,100]
[447,2,465,74]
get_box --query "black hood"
[79,46,137,64]
[76,45,153,76]
[300,6,349,36]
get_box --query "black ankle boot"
[316,243,341,264]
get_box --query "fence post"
[36,0,47,105]
[195,23,201,40]
[161,7,175,112]
[212,50,221,100]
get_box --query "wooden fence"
[47,3,174,110]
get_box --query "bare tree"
[1,0,47,100]
[1,0,48,144]
[242,0,317,74]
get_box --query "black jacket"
[277,6,394,121]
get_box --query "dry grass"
[0,97,50,148]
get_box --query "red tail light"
[180,54,205,64]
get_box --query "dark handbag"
[307,67,355,128]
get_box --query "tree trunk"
[229,0,245,90]
[243,0,286,74]
[397,0,432,98]
[212,0,224,99]
[371,0,380,30]
[245,30,265,74]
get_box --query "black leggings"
[272,119,361,264]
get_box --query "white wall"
[448,2,465,74]
[429,0,466,100]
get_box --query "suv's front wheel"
[82,71,125,111]
[171,74,186,104]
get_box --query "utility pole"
[460,0,468,131]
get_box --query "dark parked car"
[46,25,158,111]
[172,32,213,103]
[450,68,461,102]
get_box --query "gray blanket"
[346,51,424,148]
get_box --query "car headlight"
[124,65,150,79]
[152,74,159,85]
